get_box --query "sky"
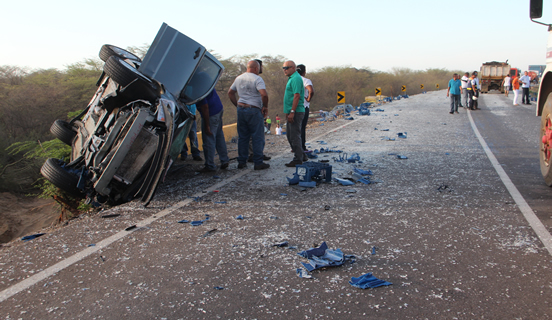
[3,0,552,73]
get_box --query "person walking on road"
[520,71,532,105]
[501,74,511,97]
[296,64,314,152]
[197,88,230,173]
[282,60,306,167]
[512,74,521,106]
[228,60,270,170]
[447,73,462,114]
[461,72,470,108]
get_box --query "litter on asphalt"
[297,242,356,272]
[349,273,392,289]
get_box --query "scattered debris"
[297,242,356,272]
[272,241,289,247]
[334,178,355,186]
[202,228,217,237]
[349,273,392,289]
[178,220,190,224]
[213,286,224,290]
[191,214,210,226]
[101,214,120,218]
[21,233,45,241]
[235,215,244,220]
[396,155,408,159]
[296,268,314,279]
[324,205,331,210]
[125,225,137,231]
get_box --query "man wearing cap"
[228,60,270,170]
[467,72,479,110]
[282,60,305,167]
[296,64,314,152]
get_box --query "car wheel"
[104,56,160,100]
[40,158,83,197]
[540,93,552,186]
[99,45,141,63]
[50,119,76,146]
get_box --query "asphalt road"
[474,92,552,231]
[1,91,551,319]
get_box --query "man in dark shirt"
[197,88,229,172]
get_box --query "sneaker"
[220,162,229,170]
[449,111,454,114]
[254,163,270,170]
[198,166,216,173]
[237,163,247,169]
[193,156,203,161]
[285,160,302,167]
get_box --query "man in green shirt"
[282,60,306,167]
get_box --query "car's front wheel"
[40,158,83,197]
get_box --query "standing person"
[512,73,521,106]
[247,59,271,163]
[266,116,272,132]
[520,71,532,105]
[296,64,314,152]
[282,60,306,167]
[197,88,229,173]
[275,114,281,126]
[460,72,470,108]
[180,104,203,161]
[501,74,511,97]
[467,72,478,110]
[447,73,462,114]
[228,60,270,170]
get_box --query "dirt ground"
[0,192,59,244]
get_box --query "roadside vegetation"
[0,49,462,210]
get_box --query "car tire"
[99,45,141,63]
[104,56,160,100]
[50,119,76,146]
[40,158,83,197]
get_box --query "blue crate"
[295,162,332,183]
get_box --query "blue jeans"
[450,94,460,112]
[181,120,200,158]
[201,110,229,170]
[237,107,265,165]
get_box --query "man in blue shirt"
[447,73,462,114]
[197,88,229,172]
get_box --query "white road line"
[468,109,552,255]
[0,117,361,304]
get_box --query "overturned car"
[41,23,224,206]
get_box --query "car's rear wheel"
[40,158,83,197]
[99,45,141,63]
[103,56,159,100]
[50,119,76,146]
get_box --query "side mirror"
[530,0,543,19]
